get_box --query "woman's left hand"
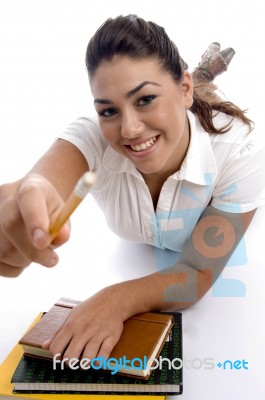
[42,286,127,365]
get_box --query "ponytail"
[190,82,253,133]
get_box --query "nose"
[120,111,144,139]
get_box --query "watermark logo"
[53,354,248,374]
[216,359,248,370]
[53,354,183,375]
[183,357,248,370]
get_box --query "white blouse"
[59,111,265,251]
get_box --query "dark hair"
[86,15,252,134]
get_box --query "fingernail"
[47,254,59,267]
[32,228,46,245]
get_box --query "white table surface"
[1,195,265,400]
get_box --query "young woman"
[0,15,264,364]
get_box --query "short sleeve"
[211,133,265,213]
[58,116,108,172]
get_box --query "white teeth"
[130,136,157,152]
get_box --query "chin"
[136,163,165,176]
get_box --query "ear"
[181,71,194,109]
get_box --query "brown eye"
[137,95,156,107]
[98,108,117,117]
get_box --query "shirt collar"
[103,145,141,177]
[103,110,217,185]
[174,110,217,185]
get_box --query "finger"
[47,328,74,359]
[18,175,69,248]
[0,234,30,268]
[0,178,60,269]
[49,224,71,248]
[97,335,121,361]
[81,336,105,363]
[1,204,59,267]
[17,175,63,249]
[62,328,101,362]
[42,324,68,350]
[0,262,25,278]
[42,339,52,349]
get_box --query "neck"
[141,116,190,208]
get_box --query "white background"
[0,1,265,399]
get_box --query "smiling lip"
[124,135,159,154]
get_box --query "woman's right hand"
[0,174,70,277]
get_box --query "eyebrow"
[94,81,161,104]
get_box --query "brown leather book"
[19,297,174,379]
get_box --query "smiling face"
[90,56,193,180]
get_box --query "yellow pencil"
[49,171,96,241]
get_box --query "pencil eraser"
[75,171,96,198]
[81,171,96,188]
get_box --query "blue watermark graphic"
[216,359,248,370]
[151,175,248,299]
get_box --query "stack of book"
[0,297,183,398]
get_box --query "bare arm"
[28,139,88,200]
[115,205,256,315]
